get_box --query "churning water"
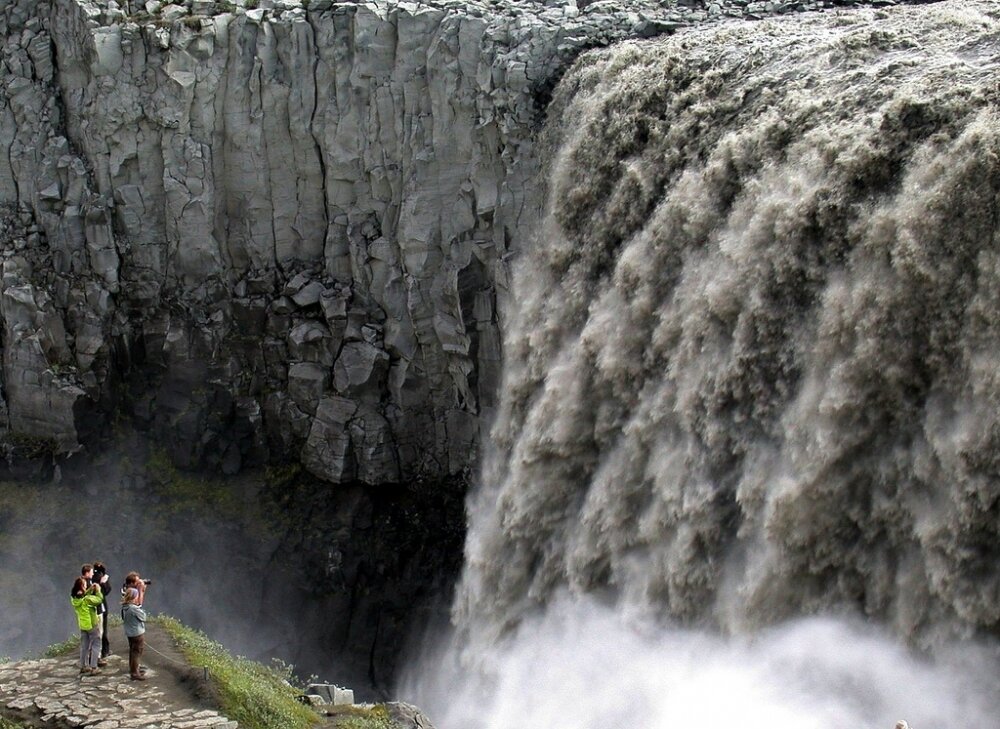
[409,597,999,729]
[405,2,1000,726]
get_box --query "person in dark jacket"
[92,562,112,658]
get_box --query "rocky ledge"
[0,0,922,483]
[0,655,236,729]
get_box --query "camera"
[122,577,153,592]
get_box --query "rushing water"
[404,2,1000,726]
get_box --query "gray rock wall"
[0,0,691,481]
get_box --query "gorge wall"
[0,0,707,483]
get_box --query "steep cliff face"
[0,0,701,482]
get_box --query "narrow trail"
[0,624,236,728]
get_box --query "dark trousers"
[101,610,110,657]
[128,634,145,678]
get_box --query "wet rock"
[385,702,438,729]
[287,361,329,414]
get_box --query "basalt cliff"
[1,0,659,481]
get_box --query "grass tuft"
[329,705,396,729]
[41,634,80,658]
[157,616,319,729]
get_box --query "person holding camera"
[71,577,104,675]
[121,587,147,681]
[123,572,152,606]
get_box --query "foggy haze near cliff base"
[0,460,294,666]
[403,597,1000,729]
[0,449,465,697]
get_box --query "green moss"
[157,616,319,729]
[0,717,29,728]
[1,432,58,460]
[146,448,239,516]
[264,462,301,489]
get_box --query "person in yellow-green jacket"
[71,577,104,675]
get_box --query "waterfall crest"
[455,0,1000,647]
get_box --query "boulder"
[287,361,329,414]
[301,396,357,482]
[333,341,389,395]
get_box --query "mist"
[402,596,1000,729]
[0,438,465,697]
[0,451,288,662]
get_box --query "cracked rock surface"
[0,0,924,482]
[0,628,236,729]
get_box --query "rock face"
[0,0,930,482]
[0,0,655,481]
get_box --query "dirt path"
[0,624,236,728]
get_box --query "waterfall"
[406,2,1000,727]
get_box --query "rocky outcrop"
[0,649,238,728]
[0,0,928,482]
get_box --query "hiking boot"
[79,667,91,675]
[97,659,108,667]
[89,668,102,675]
[130,674,146,681]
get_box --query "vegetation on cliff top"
[40,634,80,659]
[159,617,405,729]
[327,705,397,729]
[158,615,320,729]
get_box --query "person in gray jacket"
[121,588,146,681]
